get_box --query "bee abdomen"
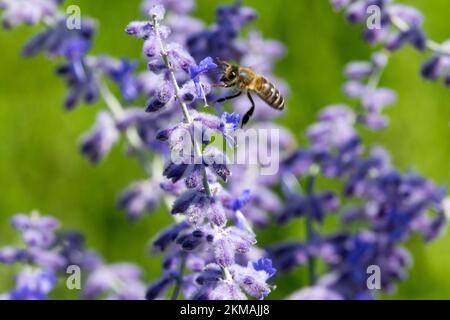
[256,78,285,110]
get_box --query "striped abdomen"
[254,77,285,110]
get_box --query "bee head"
[217,59,239,85]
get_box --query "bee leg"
[217,91,242,103]
[241,92,255,128]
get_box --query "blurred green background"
[0,0,449,299]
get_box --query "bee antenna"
[216,57,229,67]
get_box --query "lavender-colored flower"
[56,60,99,110]
[344,61,373,80]
[208,282,247,300]
[21,17,98,109]
[189,56,217,102]
[12,211,58,248]
[80,111,119,164]
[96,57,141,101]
[219,112,240,147]
[55,232,103,271]
[0,0,447,302]
[125,21,154,39]
[148,4,166,21]
[0,247,26,264]
[152,221,191,252]
[0,0,59,29]
[21,15,95,60]
[146,80,176,112]
[361,87,397,112]
[165,14,204,45]
[337,0,427,51]
[421,41,450,86]
[342,53,397,130]
[331,0,450,89]
[317,231,414,298]
[251,257,277,278]
[229,259,275,300]
[240,31,285,74]
[307,105,357,150]
[0,212,82,300]
[83,263,146,300]
[187,1,256,61]
[9,268,56,300]
[118,180,163,221]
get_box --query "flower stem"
[99,81,153,177]
[389,14,450,56]
[152,15,212,198]
[171,253,187,300]
[305,175,317,286]
[368,52,390,90]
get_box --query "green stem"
[305,175,317,286]
[171,253,187,300]
[99,81,153,177]
[367,52,390,90]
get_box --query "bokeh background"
[0,0,449,299]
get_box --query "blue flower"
[231,189,251,212]
[189,56,217,103]
[101,58,140,101]
[218,112,241,147]
[219,112,241,146]
[252,258,277,279]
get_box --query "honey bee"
[217,59,285,127]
